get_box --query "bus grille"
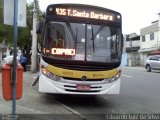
[65,89,100,93]
[62,77,104,81]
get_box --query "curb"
[122,66,145,70]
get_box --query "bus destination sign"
[54,7,115,21]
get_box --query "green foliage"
[0,0,44,64]
[0,0,3,23]
[0,0,32,46]
[0,0,13,44]
[0,1,44,59]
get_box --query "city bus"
[38,4,123,95]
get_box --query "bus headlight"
[41,66,60,81]
[105,70,121,83]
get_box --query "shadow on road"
[43,94,115,109]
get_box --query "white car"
[145,55,160,72]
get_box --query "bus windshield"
[43,21,122,63]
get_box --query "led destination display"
[47,4,121,22]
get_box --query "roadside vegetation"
[0,0,44,63]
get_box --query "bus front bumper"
[39,74,120,95]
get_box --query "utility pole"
[31,0,38,72]
[12,0,18,117]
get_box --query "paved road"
[0,67,160,120]
[51,67,160,119]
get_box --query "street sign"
[4,0,26,27]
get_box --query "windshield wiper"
[64,18,77,49]
[75,28,78,49]
[90,25,105,41]
[91,27,95,53]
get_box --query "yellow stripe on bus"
[47,65,118,79]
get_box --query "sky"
[27,0,160,35]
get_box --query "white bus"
[37,4,123,95]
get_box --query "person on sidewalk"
[19,55,27,71]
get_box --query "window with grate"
[150,33,154,40]
[142,36,145,42]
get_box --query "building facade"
[122,33,140,66]
[126,33,140,66]
[139,20,160,65]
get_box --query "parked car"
[145,55,160,72]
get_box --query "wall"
[121,53,127,66]
[140,53,148,66]
[140,31,159,50]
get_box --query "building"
[126,33,140,66]
[121,33,140,66]
[139,20,160,65]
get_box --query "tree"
[17,2,34,61]
[19,1,44,63]
[0,1,44,64]
[0,0,3,23]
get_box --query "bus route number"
[56,8,66,15]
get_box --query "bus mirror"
[36,21,44,34]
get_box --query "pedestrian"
[19,55,27,71]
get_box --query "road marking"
[102,97,126,114]
[58,101,87,120]
[122,75,133,78]
[114,105,126,114]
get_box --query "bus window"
[87,25,111,62]
[44,22,66,50]
[56,31,64,47]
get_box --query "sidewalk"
[121,66,145,70]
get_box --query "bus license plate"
[76,85,90,91]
